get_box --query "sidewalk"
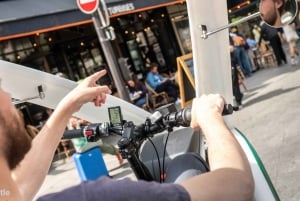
[233,62,300,200]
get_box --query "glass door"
[171,15,192,55]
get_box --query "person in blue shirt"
[146,63,179,102]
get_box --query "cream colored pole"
[186,0,233,126]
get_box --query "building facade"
[0,0,190,125]
[0,0,259,126]
[0,0,190,85]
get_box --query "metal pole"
[92,9,130,101]
[200,12,261,39]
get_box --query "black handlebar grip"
[182,106,192,124]
[62,129,83,139]
[222,104,233,115]
[181,104,233,125]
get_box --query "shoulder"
[102,177,190,201]
[37,177,190,201]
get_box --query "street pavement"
[34,50,300,201]
[233,63,300,201]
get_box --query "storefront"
[228,0,260,37]
[111,4,187,80]
[0,0,189,126]
[0,0,188,81]
[1,0,260,126]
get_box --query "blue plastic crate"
[72,147,109,181]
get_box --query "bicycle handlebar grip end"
[182,107,192,125]
[62,129,83,139]
[179,104,232,126]
[222,104,233,115]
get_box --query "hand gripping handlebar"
[62,104,233,141]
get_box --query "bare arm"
[179,94,254,201]
[11,70,111,201]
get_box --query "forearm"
[12,104,73,201]
[181,114,254,201]
[11,70,109,201]
[180,168,253,201]
[203,115,251,172]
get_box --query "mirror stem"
[200,12,260,39]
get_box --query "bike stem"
[117,124,154,181]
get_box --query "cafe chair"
[141,93,153,112]
[258,41,277,68]
[145,82,170,109]
[56,139,75,159]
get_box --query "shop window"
[171,15,192,55]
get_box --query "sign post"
[77,0,130,102]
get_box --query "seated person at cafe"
[146,63,179,102]
[127,79,148,108]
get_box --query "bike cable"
[146,136,162,183]
[162,130,171,183]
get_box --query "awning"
[0,0,90,40]
[0,0,184,40]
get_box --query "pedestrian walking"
[282,21,300,65]
[259,22,287,66]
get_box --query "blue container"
[72,147,109,181]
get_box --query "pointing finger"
[86,70,107,85]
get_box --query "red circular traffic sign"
[77,0,99,14]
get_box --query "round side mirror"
[259,0,298,27]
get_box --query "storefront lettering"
[107,3,135,15]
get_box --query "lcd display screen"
[108,106,123,126]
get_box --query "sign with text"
[107,2,135,15]
[77,0,99,14]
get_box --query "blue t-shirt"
[146,72,164,89]
[37,176,190,201]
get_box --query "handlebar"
[62,104,233,142]
[162,103,233,127]
[62,122,111,142]
[63,129,84,139]
[62,103,233,182]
